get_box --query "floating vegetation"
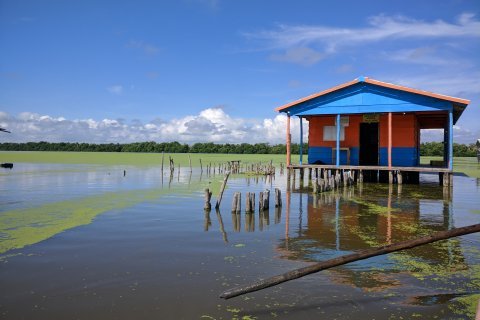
[0,178,218,255]
[349,198,399,216]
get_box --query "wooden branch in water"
[219,223,480,299]
[215,171,230,209]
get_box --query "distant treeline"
[0,141,477,156]
[0,141,308,154]
[420,142,477,157]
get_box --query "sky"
[0,0,479,144]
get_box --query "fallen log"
[219,223,480,299]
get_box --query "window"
[323,126,345,141]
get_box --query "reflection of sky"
[0,163,205,212]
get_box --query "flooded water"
[1,164,479,319]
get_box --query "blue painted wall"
[309,146,418,166]
[308,146,360,165]
[308,146,332,164]
[379,147,418,166]
[350,147,359,165]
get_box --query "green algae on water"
[0,179,216,255]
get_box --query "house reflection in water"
[278,185,467,291]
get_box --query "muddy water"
[1,164,479,319]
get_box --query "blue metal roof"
[277,78,469,124]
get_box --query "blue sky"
[1,0,479,144]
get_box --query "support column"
[336,114,340,167]
[448,110,453,170]
[388,112,392,168]
[286,114,291,166]
[299,117,303,165]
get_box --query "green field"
[420,156,480,178]
[1,151,479,178]
[0,151,297,166]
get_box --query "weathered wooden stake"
[236,192,241,213]
[250,193,255,213]
[161,152,164,172]
[263,189,270,210]
[215,171,230,209]
[220,223,480,299]
[246,192,252,213]
[259,192,264,211]
[200,159,203,172]
[231,192,241,213]
[189,155,192,172]
[204,188,212,210]
[274,188,282,207]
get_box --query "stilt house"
[276,77,470,184]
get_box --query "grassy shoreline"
[1,151,479,177]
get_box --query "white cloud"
[244,13,480,54]
[385,71,480,97]
[0,108,307,144]
[421,126,479,144]
[270,47,324,66]
[107,85,123,95]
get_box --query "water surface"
[1,164,479,319]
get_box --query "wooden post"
[448,110,453,170]
[215,172,230,209]
[274,188,282,207]
[263,190,270,210]
[231,192,241,213]
[161,152,164,172]
[292,169,296,189]
[299,117,303,165]
[189,155,192,172]
[204,188,212,210]
[200,159,203,172]
[250,193,255,213]
[388,112,392,168]
[287,168,291,191]
[389,170,393,184]
[246,192,252,213]
[286,114,291,166]
[299,168,304,189]
[259,192,264,211]
[397,171,403,185]
[220,223,480,299]
[336,114,340,167]
[231,192,238,213]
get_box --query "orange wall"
[308,115,363,147]
[308,114,417,148]
[379,114,417,147]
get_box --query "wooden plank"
[287,164,452,173]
